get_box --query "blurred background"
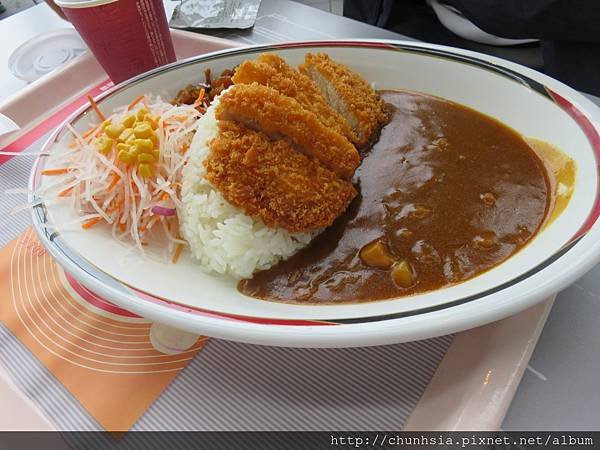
[0,0,343,20]
[0,0,43,18]
[0,0,341,18]
[1,0,598,95]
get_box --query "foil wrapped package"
[170,0,262,29]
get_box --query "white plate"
[30,40,600,347]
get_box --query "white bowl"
[30,40,600,347]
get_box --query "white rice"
[179,100,313,279]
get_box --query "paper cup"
[55,0,176,83]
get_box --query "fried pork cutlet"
[215,83,360,180]
[205,120,357,233]
[232,54,357,143]
[300,52,388,147]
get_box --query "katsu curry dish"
[48,51,576,304]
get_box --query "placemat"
[0,229,206,431]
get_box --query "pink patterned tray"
[0,29,238,158]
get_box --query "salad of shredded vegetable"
[36,69,234,263]
[40,93,207,262]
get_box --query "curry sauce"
[239,91,556,303]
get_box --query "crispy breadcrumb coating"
[205,120,357,232]
[215,83,360,180]
[300,52,388,147]
[233,53,357,143]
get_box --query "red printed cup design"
[56,0,176,83]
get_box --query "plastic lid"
[54,0,118,8]
[8,29,87,83]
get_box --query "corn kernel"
[410,205,431,219]
[128,144,142,156]
[391,260,414,287]
[147,116,159,130]
[121,114,136,128]
[137,153,155,163]
[116,143,130,152]
[101,119,112,130]
[104,124,125,139]
[117,150,134,164]
[480,192,496,206]
[136,107,149,121]
[133,123,152,138]
[133,138,153,152]
[93,137,113,154]
[138,163,152,178]
[359,240,394,269]
[473,231,496,249]
[149,133,159,147]
[152,150,160,161]
[118,128,134,142]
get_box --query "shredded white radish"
[37,94,205,262]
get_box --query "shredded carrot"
[107,173,120,191]
[192,88,206,108]
[160,192,170,201]
[146,216,158,231]
[68,140,78,149]
[82,217,103,229]
[139,216,159,234]
[82,126,98,140]
[127,95,145,111]
[119,222,126,232]
[87,95,106,122]
[172,243,184,264]
[107,196,124,214]
[58,187,73,197]
[42,168,71,176]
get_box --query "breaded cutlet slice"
[232,53,357,143]
[215,83,360,180]
[299,52,388,147]
[205,120,357,233]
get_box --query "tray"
[0,29,237,153]
[0,28,553,431]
